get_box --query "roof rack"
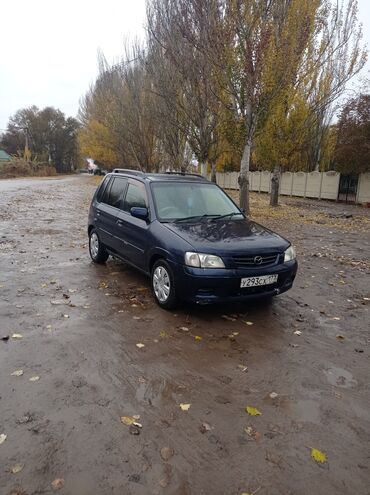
[163,171,206,179]
[112,168,144,177]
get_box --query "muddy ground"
[0,175,369,495]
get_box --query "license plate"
[240,274,278,288]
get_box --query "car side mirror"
[130,207,148,220]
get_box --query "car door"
[116,179,150,270]
[95,176,128,253]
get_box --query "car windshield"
[151,182,243,222]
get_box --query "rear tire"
[89,229,109,264]
[151,260,177,309]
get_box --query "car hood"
[164,218,290,255]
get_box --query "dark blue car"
[88,170,297,309]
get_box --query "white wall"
[214,170,370,203]
[357,173,370,204]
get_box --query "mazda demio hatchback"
[88,170,298,308]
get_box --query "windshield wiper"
[174,214,219,223]
[211,212,243,221]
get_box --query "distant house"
[0,149,11,163]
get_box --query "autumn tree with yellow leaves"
[79,0,366,210]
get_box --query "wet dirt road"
[0,176,369,495]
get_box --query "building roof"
[0,149,11,162]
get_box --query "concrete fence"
[213,170,370,204]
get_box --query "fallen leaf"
[10,463,24,474]
[0,433,7,444]
[63,314,69,318]
[244,426,261,441]
[336,335,345,340]
[11,334,23,339]
[294,330,302,336]
[50,299,67,305]
[68,289,77,293]
[133,316,141,320]
[237,364,248,372]
[136,343,145,348]
[29,376,40,382]
[232,332,239,336]
[194,335,202,341]
[159,330,168,338]
[311,448,327,463]
[120,415,140,426]
[11,370,24,377]
[199,422,212,434]
[51,478,65,490]
[179,326,189,332]
[243,321,254,326]
[179,403,191,411]
[245,406,261,416]
[332,317,341,321]
[269,392,278,399]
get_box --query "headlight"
[185,252,225,268]
[284,245,296,262]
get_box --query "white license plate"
[240,274,278,288]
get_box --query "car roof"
[110,169,210,183]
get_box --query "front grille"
[232,253,278,268]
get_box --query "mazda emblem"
[254,256,263,265]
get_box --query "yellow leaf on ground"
[179,403,191,411]
[194,335,202,341]
[120,416,136,426]
[311,448,327,463]
[245,406,261,416]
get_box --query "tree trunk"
[270,165,280,206]
[239,141,251,215]
[210,162,217,183]
[200,162,207,178]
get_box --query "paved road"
[0,176,369,495]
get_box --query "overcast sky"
[0,0,369,130]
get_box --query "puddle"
[288,399,320,424]
[136,377,180,407]
[324,367,357,388]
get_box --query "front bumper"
[170,259,298,304]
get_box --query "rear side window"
[123,182,147,212]
[96,177,110,203]
[103,177,127,208]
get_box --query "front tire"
[151,260,177,309]
[89,229,109,264]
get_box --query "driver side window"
[123,182,147,212]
